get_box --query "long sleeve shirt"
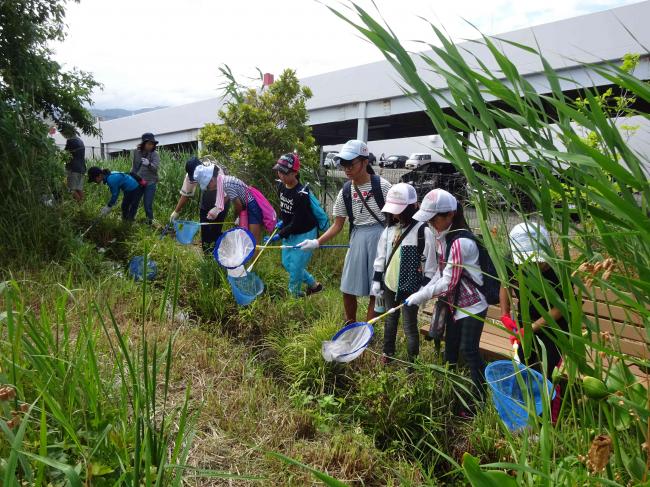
[373,222,436,298]
[104,172,139,207]
[422,236,488,319]
[132,149,160,183]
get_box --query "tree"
[199,68,318,198]
[0,0,100,265]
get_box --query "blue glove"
[275,220,284,229]
[263,234,281,244]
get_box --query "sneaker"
[306,282,323,295]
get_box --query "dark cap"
[141,132,158,145]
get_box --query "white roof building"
[53,1,650,160]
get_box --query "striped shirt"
[222,175,253,204]
[332,177,392,226]
[427,236,487,320]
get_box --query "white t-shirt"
[332,177,392,226]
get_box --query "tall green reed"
[331,3,649,484]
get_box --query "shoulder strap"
[353,182,384,226]
[342,180,353,226]
[370,175,385,209]
[417,223,426,257]
[385,222,417,273]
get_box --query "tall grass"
[332,3,649,484]
[0,260,255,484]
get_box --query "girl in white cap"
[372,183,436,363]
[500,222,565,378]
[405,188,488,403]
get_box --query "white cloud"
[53,0,641,109]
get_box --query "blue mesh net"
[227,272,264,306]
[485,360,555,431]
[173,220,201,245]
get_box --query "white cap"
[509,222,551,264]
[413,189,458,222]
[381,183,417,214]
[193,164,215,190]
[336,139,369,161]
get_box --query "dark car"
[400,161,467,200]
[380,154,407,168]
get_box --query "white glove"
[371,281,383,297]
[234,217,240,226]
[141,157,150,166]
[405,286,433,307]
[207,207,220,220]
[99,205,112,217]
[297,239,320,251]
[170,211,179,222]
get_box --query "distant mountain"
[90,106,167,121]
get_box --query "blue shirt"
[104,172,139,207]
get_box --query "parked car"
[323,151,339,169]
[400,161,466,200]
[380,154,407,168]
[405,153,432,169]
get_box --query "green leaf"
[19,451,82,487]
[90,463,115,476]
[462,453,518,487]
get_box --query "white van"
[405,153,432,169]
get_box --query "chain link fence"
[314,165,524,233]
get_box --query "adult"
[170,157,230,254]
[87,167,141,221]
[298,140,391,324]
[62,127,86,202]
[131,132,160,225]
[405,189,488,404]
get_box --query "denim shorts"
[246,198,263,225]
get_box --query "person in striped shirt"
[406,189,488,405]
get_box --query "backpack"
[444,229,500,305]
[305,187,330,232]
[341,174,385,232]
[248,186,277,233]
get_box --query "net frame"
[322,321,375,363]
[213,227,257,269]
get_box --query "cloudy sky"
[53,0,641,110]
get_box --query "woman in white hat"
[405,188,488,403]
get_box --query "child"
[130,132,160,224]
[190,164,265,246]
[268,153,323,297]
[170,157,230,253]
[297,140,391,325]
[500,222,566,378]
[405,189,488,401]
[372,183,436,363]
[87,166,141,221]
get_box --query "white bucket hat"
[509,222,551,264]
[381,183,418,214]
[193,164,215,190]
[413,188,458,222]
